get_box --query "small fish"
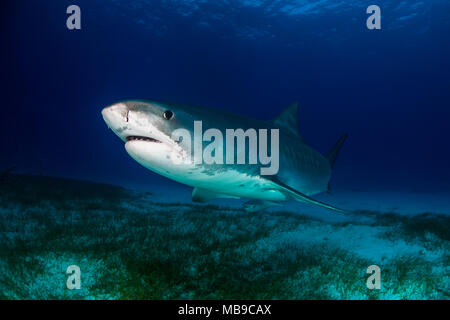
[0,166,16,184]
[242,200,280,213]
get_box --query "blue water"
[1,0,450,193]
[1,1,450,300]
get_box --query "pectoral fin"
[266,176,347,214]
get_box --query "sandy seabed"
[0,175,448,299]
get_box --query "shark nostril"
[125,110,129,122]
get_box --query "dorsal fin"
[272,102,303,140]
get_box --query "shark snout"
[102,103,130,141]
[102,103,129,127]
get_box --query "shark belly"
[187,169,288,201]
[125,140,287,201]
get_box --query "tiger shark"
[102,100,347,213]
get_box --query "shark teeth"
[126,136,161,143]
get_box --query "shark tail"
[326,133,348,169]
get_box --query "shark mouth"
[126,136,162,143]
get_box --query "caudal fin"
[326,134,348,168]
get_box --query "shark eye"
[163,110,174,120]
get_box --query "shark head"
[102,100,195,177]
